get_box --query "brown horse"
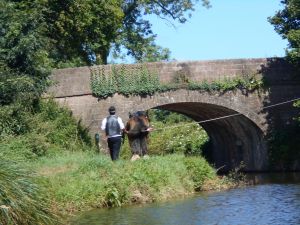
[125,111,151,160]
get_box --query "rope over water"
[151,97,300,132]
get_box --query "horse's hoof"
[143,155,150,159]
[131,154,140,161]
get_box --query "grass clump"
[0,159,58,225]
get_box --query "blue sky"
[147,0,288,61]
[109,0,288,63]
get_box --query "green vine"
[90,65,265,98]
[187,75,264,92]
[91,65,161,98]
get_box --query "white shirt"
[101,116,125,138]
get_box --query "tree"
[0,0,53,104]
[269,0,300,68]
[2,0,210,66]
[46,0,210,64]
[46,0,124,66]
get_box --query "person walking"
[101,106,125,161]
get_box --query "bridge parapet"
[49,57,298,98]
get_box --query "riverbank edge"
[30,152,241,219]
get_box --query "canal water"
[71,173,300,225]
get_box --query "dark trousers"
[107,136,122,161]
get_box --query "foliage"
[0,159,58,225]
[0,0,53,97]
[184,156,215,190]
[120,109,209,158]
[149,121,208,156]
[111,0,210,63]
[0,0,210,111]
[1,0,210,66]
[0,99,93,161]
[187,75,264,92]
[91,65,265,98]
[293,100,300,122]
[0,0,53,110]
[269,0,300,69]
[150,109,192,123]
[268,126,300,170]
[46,0,124,65]
[91,64,161,98]
[0,66,37,105]
[0,103,32,137]
[225,161,247,186]
[268,100,300,170]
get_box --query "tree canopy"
[269,0,300,68]
[1,0,210,68]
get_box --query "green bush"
[268,125,300,170]
[121,121,208,157]
[120,110,209,158]
[268,100,300,170]
[0,135,50,161]
[0,159,58,225]
[0,103,32,137]
[1,99,93,162]
[184,156,216,190]
[32,99,93,150]
[0,66,37,106]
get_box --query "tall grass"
[0,159,58,225]
[0,99,94,224]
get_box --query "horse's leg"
[129,137,141,161]
[140,136,148,157]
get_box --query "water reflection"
[246,172,300,185]
[72,173,300,225]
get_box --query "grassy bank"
[27,152,233,216]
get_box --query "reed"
[0,159,58,225]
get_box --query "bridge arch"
[153,102,266,172]
[115,89,268,172]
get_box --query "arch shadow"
[153,102,268,172]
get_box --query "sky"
[115,0,288,63]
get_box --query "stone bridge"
[48,58,300,172]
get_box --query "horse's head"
[126,111,150,135]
